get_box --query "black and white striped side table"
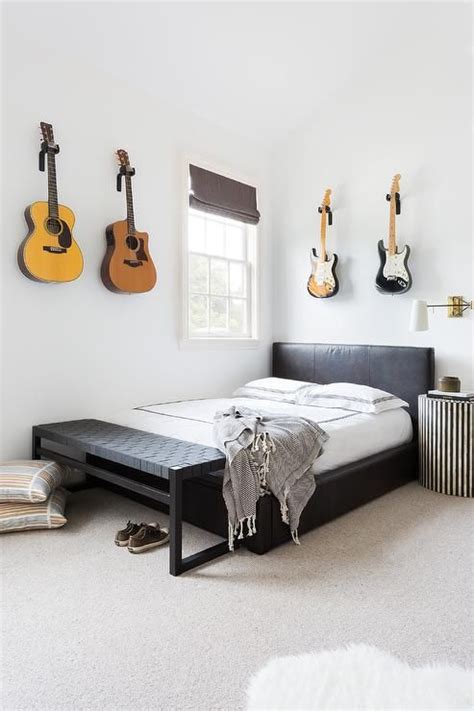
[418,394,473,497]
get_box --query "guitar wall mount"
[116,165,136,192]
[318,204,333,226]
[386,192,401,215]
[39,141,60,172]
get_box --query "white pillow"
[296,382,409,414]
[233,377,314,404]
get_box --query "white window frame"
[180,156,260,349]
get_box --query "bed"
[101,342,434,555]
[111,398,413,476]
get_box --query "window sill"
[179,337,261,351]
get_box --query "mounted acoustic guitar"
[18,122,83,282]
[101,150,157,294]
[375,174,412,294]
[307,188,338,298]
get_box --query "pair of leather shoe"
[115,520,169,553]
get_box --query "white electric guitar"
[375,174,412,294]
[307,188,338,299]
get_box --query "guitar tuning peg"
[386,194,391,201]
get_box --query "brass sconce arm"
[426,297,473,318]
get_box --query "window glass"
[186,207,256,340]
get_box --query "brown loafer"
[115,520,142,546]
[127,523,170,554]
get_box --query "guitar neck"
[388,194,397,256]
[319,210,327,261]
[47,152,59,218]
[125,176,135,234]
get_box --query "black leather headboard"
[272,342,434,423]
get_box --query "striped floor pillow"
[0,460,68,503]
[0,488,67,533]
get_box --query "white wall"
[1,2,472,460]
[270,3,472,389]
[0,10,272,459]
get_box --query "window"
[186,208,257,340]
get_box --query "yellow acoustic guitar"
[18,122,83,283]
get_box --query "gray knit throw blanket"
[213,406,328,550]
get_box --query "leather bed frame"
[129,342,435,555]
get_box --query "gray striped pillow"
[296,383,409,414]
[0,487,67,533]
[0,460,68,503]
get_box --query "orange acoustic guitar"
[18,122,83,283]
[101,150,157,294]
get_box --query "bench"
[32,419,229,576]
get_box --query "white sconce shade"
[409,299,429,332]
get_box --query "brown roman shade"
[189,164,260,225]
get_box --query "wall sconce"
[409,297,473,332]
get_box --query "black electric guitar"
[375,174,412,294]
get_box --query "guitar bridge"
[123,259,143,268]
[43,246,67,254]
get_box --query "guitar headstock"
[318,188,333,226]
[116,149,135,178]
[390,173,401,196]
[40,122,57,150]
[321,188,332,209]
[116,149,131,168]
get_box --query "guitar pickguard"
[136,238,149,262]
[312,256,336,288]
[307,250,339,298]
[382,249,410,283]
[375,240,412,294]
[42,218,72,251]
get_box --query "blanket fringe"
[228,514,257,551]
[228,431,302,551]
[280,491,289,525]
[228,520,235,551]
[291,529,300,545]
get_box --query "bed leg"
[246,495,274,555]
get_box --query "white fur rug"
[247,644,473,710]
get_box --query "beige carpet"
[1,482,473,710]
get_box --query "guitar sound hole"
[46,218,62,235]
[126,235,139,251]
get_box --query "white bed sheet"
[108,398,413,475]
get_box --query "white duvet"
[108,398,413,476]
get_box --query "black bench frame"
[32,422,230,576]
